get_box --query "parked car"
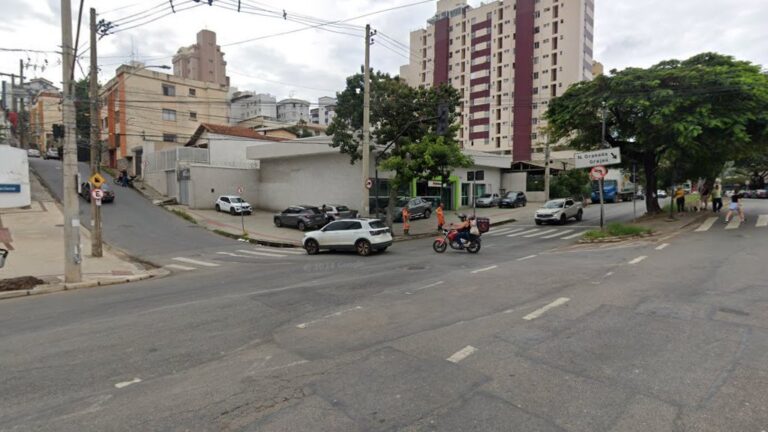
[392,197,432,221]
[743,190,756,198]
[27,148,41,158]
[756,189,767,199]
[320,204,357,224]
[274,205,327,231]
[498,191,527,208]
[79,182,115,203]
[215,195,252,215]
[535,198,583,225]
[44,147,60,159]
[303,219,392,256]
[656,189,668,199]
[475,193,501,208]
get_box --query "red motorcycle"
[433,228,481,253]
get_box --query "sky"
[1,0,767,104]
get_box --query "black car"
[498,191,527,208]
[274,205,328,231]
[79,182,115,203]
[392,197,433,222]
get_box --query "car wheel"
[356,239,372,256]
[274,218,282,227]
[423,209,431,219]
[576,210,583,222]
[559,214,567,225]
[230,207,236,215]
[304,239,319,255]
[298,221,306,231]
[535,219,542,225]
[215,204,220,212]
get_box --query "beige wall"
[188,164,259,209]
[28,93,62,152]
[173,30,229,87]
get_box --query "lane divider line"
[472,265,498,274]
[517,255,537,261]
[172,257,220,267]
[628,256,648,265]
[523,297,570,321]
[447,345,478,363]
[164,264,196,271]
[237,250,288,258]
[296,306,363,329]
[413,281,445,292]
[115,378,142,389]
[655,243,670,250]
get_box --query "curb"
[0,268,169,301]
[210,229,300,248]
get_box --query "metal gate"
[165,170,177,198]
[177,167,191,205]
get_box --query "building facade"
[230,91,277,123]
[400,0,594,160]
[172,30,230,87]
[28,90,62,152]
[276,98,311,123]
[311,96,337,126]
[99,63,229,172]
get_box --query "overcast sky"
[1,0,767,104]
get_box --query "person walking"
[402,206,410,236]
[436,203,445,231]
[711,181,723,213]
[700,183,710,211]
[724,188,745,223]
[674,186,686,213]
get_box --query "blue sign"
[0,184,21,193]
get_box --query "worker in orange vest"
[436,203,445,231]
[402,206,410,235]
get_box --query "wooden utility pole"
[361,24,372,216]
[18,59,26,149]
[61,0,83,282]
[89,7,103,257]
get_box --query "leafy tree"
[287,120,316,138]
[546,52,768,214]
[550,169,591,200]
[74,78,92,141]
[327,69,472,225]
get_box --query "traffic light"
[436,103,450,136]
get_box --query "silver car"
[475,193,501,207]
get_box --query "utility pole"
[361,24,373,217]
[61,0,82,282]
[18,60,25,149]
[89,7,103,257]
[544,138,551,201]
[599,102,607,230]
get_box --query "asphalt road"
[2,195,767,430]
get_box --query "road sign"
[575,147,622,168]
[237,186,244,195]
[0,184,21,193]
[365,178,373,189]
[91,188,104,200]
[590,165,608,180]
[89,173,106,188]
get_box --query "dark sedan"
[498,191,527,208]
[392,197,432,222]
[79,182,115,203]
[274,205,328,231]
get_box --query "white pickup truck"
[534,198,584,225]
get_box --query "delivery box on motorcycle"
[475,217,490,233]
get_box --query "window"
[189,111,197,120]
[162,109,177,121]
[188,88,196,96]
[162,84,176,96]
[162,133,177,142]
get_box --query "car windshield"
[336,205,349,212]
[231,197,244,203]
[544,200,565,209]
[506,192,521,197]
[303,208,321,215]
[369,220,386,229]
[479,194,492,198]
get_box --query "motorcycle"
[433,228,481,253]
[114,174,137,188]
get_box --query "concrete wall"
[144,170,169,197]
[188,164,259,209]
[0,147,31,208]
[453,167,503,194]
[502,172,527,193]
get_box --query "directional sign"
[0,184,21,193]
[91,188,105,200]
[89,172,106,188]
[590,165,608,181]
[365,178,373,189]
[575,147,622,168]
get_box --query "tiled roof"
[187,123,287,146]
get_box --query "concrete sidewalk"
[0,173,158,299]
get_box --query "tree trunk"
[385,180,398,229]
[644,154,661,214]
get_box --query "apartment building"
[28,90,62,152]
[310,96,337,126]
[99,63,229,172]
[230,91,277,123]
[173,30,230,87]
[400,0,594,161]
[276,98,311,124]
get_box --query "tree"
[550,169,590,200]
[546,52,768,214]
[287,120,316,138]
[74,78,92,142]
[327,69,472,225]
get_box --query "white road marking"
[296,306,363,329]
[542,229,573,239]
[412,281,445,292]
[517,255,537,261]
[604,272,614,277]
[628,256,648,265]
[725,218,741,230]
[172,257,220,267]
[507,229,541,238]
[255,247,304,255]
[217,251,251,258]
[524,229,559,238]
[523,297,570,321]
[756,215,768,228]
[237,250,288,258]
[114,378,142,389]
[488,227,525,236]
[655,243,670,251]
[695,217,718,232]
[471,265,498,274]
[561,231,586,240]
[446,345,478,363]
[164,264,196,271]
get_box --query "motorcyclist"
[452,213,471,247]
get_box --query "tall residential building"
[400,0,595,161]
[230,91,277,123]
[313,96,337,126]
[100,63,229,172]
[173,30,230,87]
[28,90,62,152]
[276,98,311,123]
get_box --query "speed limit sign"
[590,165,608,181]
[91,188,104,200]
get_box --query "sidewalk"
[0,173,159,299]
[632,208,711,236]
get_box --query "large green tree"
[546,52,768,213]
[327,69,472,224]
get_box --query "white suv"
[303,219,393,256]
[215,195,252,215]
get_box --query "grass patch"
[583,223,652,240]
[171,208,197,224]
[662,192,702,212]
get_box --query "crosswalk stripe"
[695,217,718,232]
[542,229,573,239]
[255,247,304,255]
[507,229,541,238]
[488,227,525,237]
[217,251,252,258]
[165,264,196,271]
[757,215,768,228]
[237,249,289,258]
[561,231,586,240]
[172,257,220,267]
[524,229,559,238]
[725,218,741,230]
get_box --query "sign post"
[632,162,638,222]
[590,165,608,230]
[237,186,245,235]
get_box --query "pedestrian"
[711,181,723,213]
[436,203,445,231]
[700,183,710,211]
[724,187,745,223]
[674,186,685,213]
[402,206,410,235]
[119,168,129,187]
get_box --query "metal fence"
[145,147,209,173]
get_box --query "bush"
[583,223,652,240]
[550,169,591,199]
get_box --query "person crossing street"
[436,203,445,231]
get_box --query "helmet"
[457,213,467,221]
